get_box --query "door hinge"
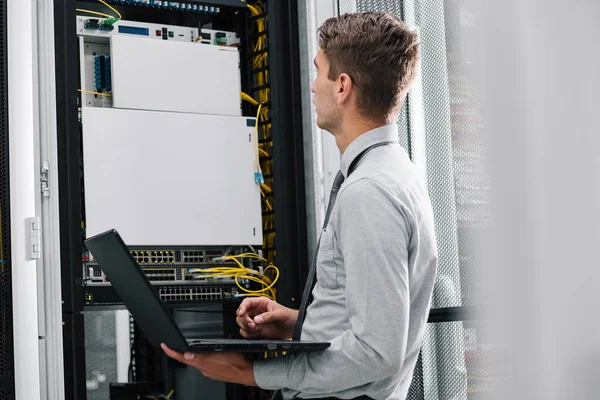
[41,161,50,197]
[26,217,42,260]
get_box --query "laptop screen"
[84,230,189,352]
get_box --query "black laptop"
[84,229,330,354]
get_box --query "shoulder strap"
[347,141,396,177]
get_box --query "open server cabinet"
[53,0,308,399]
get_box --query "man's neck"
[333,118,387,154]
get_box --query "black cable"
[127,350,133,382]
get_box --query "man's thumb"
[254,311,278,325]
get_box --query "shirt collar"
[340,124,399,177]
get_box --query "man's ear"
[336,73,353,105]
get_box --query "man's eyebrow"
[313,58,318,69]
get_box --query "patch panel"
[131,250,176,264]
[79,42,112,108]
[83,247,261,289]
[82,262,242,285]
[182,250,205,263]
[105,57,112,91]
[100,0,221,14]
[159,286,224,302]
[185,272,237,282]
[93,55,112,92]
[93,56,101,90]
[180,249,237,263]
[84,285,239,306]
[144,268,176,281]
[87,247,254,265]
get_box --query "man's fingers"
[237,297,271,317]
[239,328,260,339]
[236,316,257,331]
[237,298,257,316]
[236,303,246,316]
[161,343,189,364]
[236,312,257,329]
[246,316,256,329]
[161,343,180,359]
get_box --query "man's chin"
[315,118,327,131]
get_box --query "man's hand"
[236,297,298,340]
[161,343,257,386]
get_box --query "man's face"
[311,50,339,132]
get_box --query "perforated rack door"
[0,0,15,397]
[336,2,491,399]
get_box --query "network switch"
[83,284,240,306]
[83,262,243,285]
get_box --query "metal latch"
[26,217,41,260]
[41,161,50,197]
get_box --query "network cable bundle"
[76,0,278,307]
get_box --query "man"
[162,11,438,400]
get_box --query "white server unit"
[82,107,262,246]
[76,17,242,116]
[110,34,241,115]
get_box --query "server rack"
[53,1,307,399]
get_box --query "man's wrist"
[242,360,258,387]
[284,308,299,338]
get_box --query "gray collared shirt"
[254,124,438,400]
